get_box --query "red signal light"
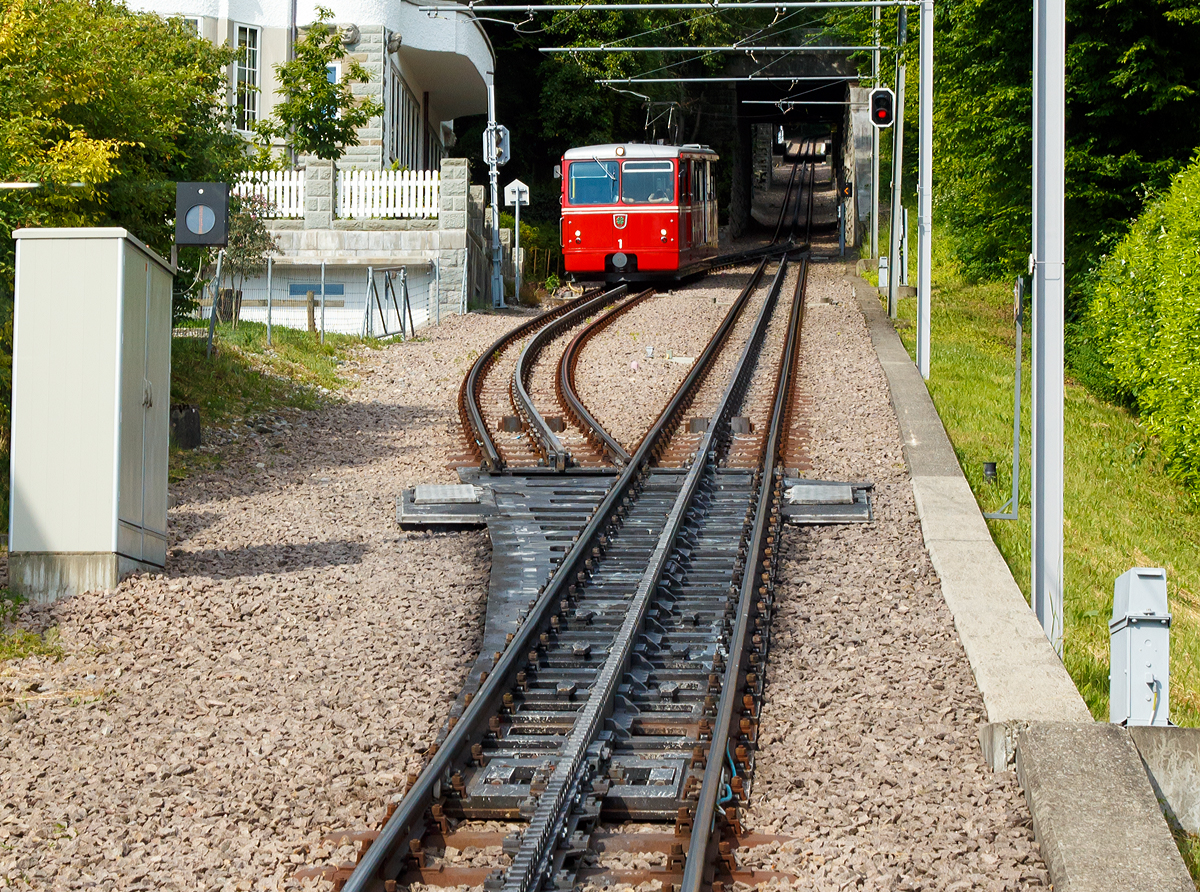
[870,87,895,129]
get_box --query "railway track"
[339,252,809,892]
[457,286,632,472]
[460,160,811,476]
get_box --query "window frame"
[234,23,261,132]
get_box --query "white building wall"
[129,0,492,170]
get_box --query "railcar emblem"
[614,214,627,229]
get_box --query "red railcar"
[560,143,719,281]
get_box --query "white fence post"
[329,169,441,220]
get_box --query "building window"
[235,25,260,131]
[182,16,200,34]
[388,66,422,170]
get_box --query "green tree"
[0,0,246,522]
[254,7,384,162]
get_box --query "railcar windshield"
[568,160,619,205]
[620,161,675,204]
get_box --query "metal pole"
[514,191,523,303]
[986,278,1024,521]
[887,63,905,318]
[487,80,505,308]
[871,7,880,259]
[266,256,273,346]
[365,266,374,337]
[320,259,326,344]
[434,259,441,325]
[1032,0,1066,655]
[206,249,224,359]
[915,0,933,379]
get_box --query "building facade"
[129,0,494,173]
[128,0,498,328]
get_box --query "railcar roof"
[562,143,718,161]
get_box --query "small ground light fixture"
[983,461,998,482]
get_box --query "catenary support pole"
[871,6,880,259]
[487,80,505,308]
[915,0,933,379]
[1032,0,1066,654]
[887,63,905,318]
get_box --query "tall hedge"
[1084,154,1200,490]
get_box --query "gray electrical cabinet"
[9,228,174,602]
[1110,567,1172,726]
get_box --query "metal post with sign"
[505,179,530,303]
[484,83,511,308]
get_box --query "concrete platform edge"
[849,273,1089,726]
[849,272,1194,891]
[1017,722,1194,891]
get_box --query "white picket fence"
[235,170,305,218]
[338,169,440,219]
[236,168,440,220]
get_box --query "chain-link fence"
[198,262,437,339]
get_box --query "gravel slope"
[0,314,518,891]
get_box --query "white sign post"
[505,178,530,303]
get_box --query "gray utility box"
[10,228,174,603]
[1110,567,1172,726]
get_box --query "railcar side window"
[621,161,675,204]
[568,161,620,205]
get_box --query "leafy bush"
[1083,154,1200,490]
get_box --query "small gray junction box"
[10,228,174,602]
[1110,567,1171,726]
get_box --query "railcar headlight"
[574,229,581,244]
[660,228,668,243]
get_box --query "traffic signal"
[175,183,229,247]
[870,87,895,129]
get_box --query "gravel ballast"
[741,262,1049,890]
[0,313,520,891]
[0,261,1049,891]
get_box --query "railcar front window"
[568,161,620,205]
[621,161,675,204]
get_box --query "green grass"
[169,321,378,481]
[0,587,62,662]
[171,319,376,420]
[889,243,1200,727]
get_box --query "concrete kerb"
[848,269,1195,890]
[849,270,1089,732]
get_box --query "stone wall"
[339,25,387,171]
[265,155,486,325]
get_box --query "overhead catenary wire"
[542,44,880,51]
[420,1,919,10]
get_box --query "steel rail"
[558,289,657,467]
[682,258,808,892]
[457,288,602,473]
[770,152,801,246]
[513,285,629,470]
[342,259,770,892]
[503,256,791,892]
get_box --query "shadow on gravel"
[168,539,369,577]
